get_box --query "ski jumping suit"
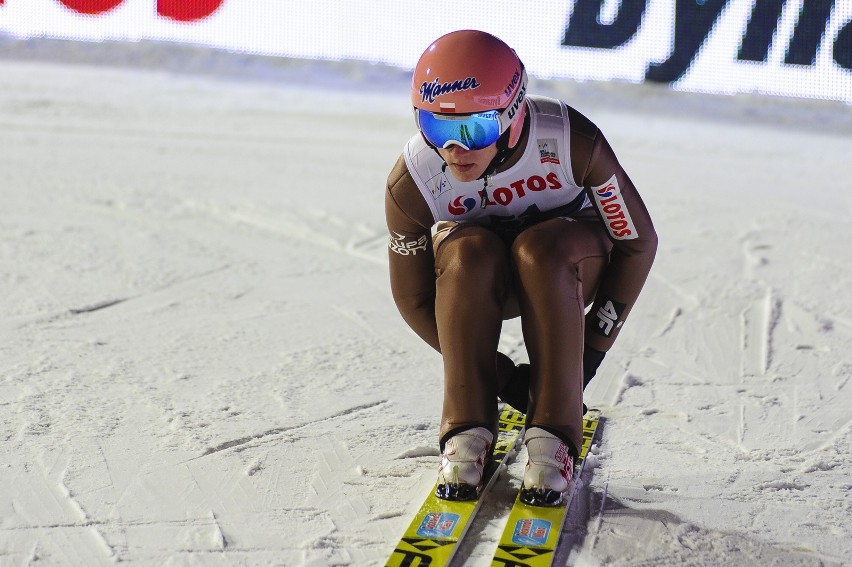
[385,95,657,454]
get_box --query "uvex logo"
[19,0,224,21]
[503,70,521,98]
[507,82,527,120]
[563,0,852,80]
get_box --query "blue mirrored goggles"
[415,108,507,151]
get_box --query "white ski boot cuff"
[437,427,493,490]
[523,427,574,495]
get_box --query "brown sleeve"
[385,154,442,352]
[568,107,659,352]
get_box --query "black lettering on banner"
[738,0,785,62]
[645,0,730,83]
[835,18,852,70]
[784,0,833,66]
[562,0,648,49]
[739,0,849,69]
[561,0,852,84]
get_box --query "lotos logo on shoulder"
[592,175,637,240]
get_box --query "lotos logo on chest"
[592,176,638,240]
[447,173,563,215]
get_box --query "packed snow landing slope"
[1,44,851,566]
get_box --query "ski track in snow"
[1,41,852,566]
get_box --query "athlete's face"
[437,143,498,182]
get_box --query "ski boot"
[520,427,575,506]
[435,427,493,501]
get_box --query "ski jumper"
[385,96,657,453]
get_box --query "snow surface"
[1,39,851,566]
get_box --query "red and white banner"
[19,0,223,21]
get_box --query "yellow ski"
[386,405,526,567]
[491,410,601,567]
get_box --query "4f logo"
[594,299,626,337]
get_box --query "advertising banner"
[1,0,850,104]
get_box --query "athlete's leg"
[434,223,512,446]
[510,216,611,453]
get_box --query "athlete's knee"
[435,226,509,282]
[515,218,611,274]
[512,220,584,275]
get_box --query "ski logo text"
[512,518,551,547]
[417,512,460,538]
[592,175,637,240]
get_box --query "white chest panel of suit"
[403,95,590,228]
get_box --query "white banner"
[1,0,850,104]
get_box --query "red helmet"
[411,30,528,150]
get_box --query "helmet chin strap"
[477,108,529,209]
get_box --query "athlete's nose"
[445,143,471,155]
